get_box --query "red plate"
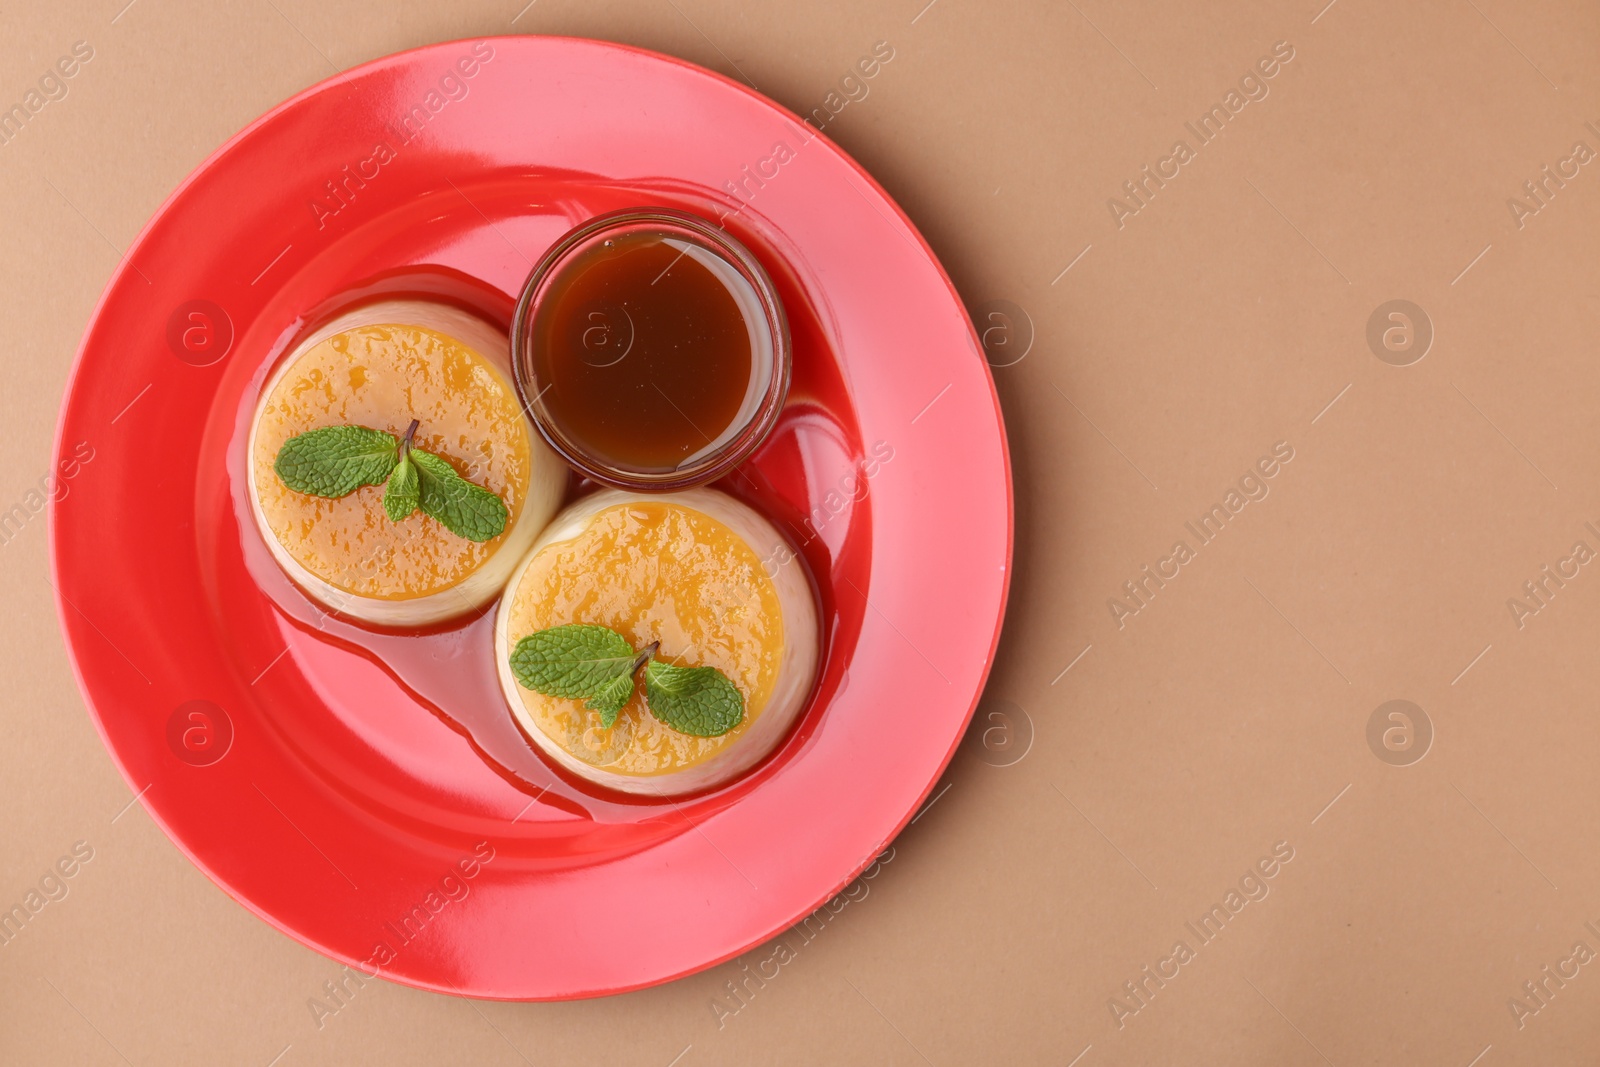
[50,36,1010,999]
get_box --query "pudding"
[247,300,566,626]
[494,487,818,795]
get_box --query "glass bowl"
[509,207,790,491]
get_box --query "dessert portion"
[494,487,818,795]
[247,300,566,626]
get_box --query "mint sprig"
[508,623,745,736]
[273,419,508,542]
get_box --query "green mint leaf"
[383,454,419,522]
[274,425,398,498]
[510,625,639,718]
[586,670,636,728]
[643,659,744,737]
[413,448,508,542]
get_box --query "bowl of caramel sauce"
[510,207,790,491]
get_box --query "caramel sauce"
[528,231,762,473]
[502,502,784,775]
[252,324,532,599]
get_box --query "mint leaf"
[383,454,419,522]
[275,425,398,497]
[587,670,636,728]
[643,660,744,737]
[511,624,638,709]
[413,449,508,542]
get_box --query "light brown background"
[4,0,1599,1063]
